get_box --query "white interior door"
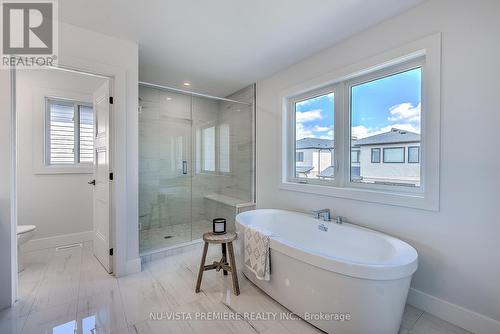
[92,81,112,273]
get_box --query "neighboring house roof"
[296,129,419,149]
[318,166,335,178]
[354,128,420,146]
[296,166,314,174]
[296,138,334,149]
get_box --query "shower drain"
[163,235,174,239]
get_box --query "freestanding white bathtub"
[235,209,418,334]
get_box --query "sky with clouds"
[295,67,421,140]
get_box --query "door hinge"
[109,248,113,256]
[109,96,114,104]
[109,172,114,181]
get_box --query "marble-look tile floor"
[0,242,473,334]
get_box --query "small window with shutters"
[45,98,94,166]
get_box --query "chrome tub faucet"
[335,216,346,225]
[312,208,331,222]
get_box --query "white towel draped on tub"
[244,225,273,280]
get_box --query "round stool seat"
[203,231,237,243]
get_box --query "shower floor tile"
[140,220,212,253]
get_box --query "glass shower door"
[139,88,192,253]
[191,91,254,241]
[139,83,255,255]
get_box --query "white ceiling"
[59,0,424,97]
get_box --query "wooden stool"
[195,231,240,295]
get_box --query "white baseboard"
[23,231,93,252]
[407,288,500,334]
[125,258,141,275]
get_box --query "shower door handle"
[182,161,188,175]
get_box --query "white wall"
[57,22,140,276]
[0,70,16,309]
[16,69,105,245]
[256,0,500,332]
[0,21,139,308]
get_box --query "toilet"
[17,225,36,272]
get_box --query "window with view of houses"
[294,92,335,180]
[292,65,421,187]
[350,67,421,186]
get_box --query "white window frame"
[199,122,232,175]
[382,147,406,164]
[408,146,420,163]
[287,85,336,186]
[371,148,381,163]
[351,150,360,163]
[281,34,441,211]
[33,87,94,174]
[45,97,94,167]
[218,123,231,174]
[201,124,217,173]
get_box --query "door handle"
[182,161,187,175]
[88,179,96,185]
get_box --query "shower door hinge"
[109,172,114,181]
[109,248,113,256]
[109,96,114,104]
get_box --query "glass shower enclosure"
[138,83,255,255]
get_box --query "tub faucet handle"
[336,216,346,224]
[312,209,331,221]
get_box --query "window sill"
[34,165,93,175]
[279,181,438,211]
